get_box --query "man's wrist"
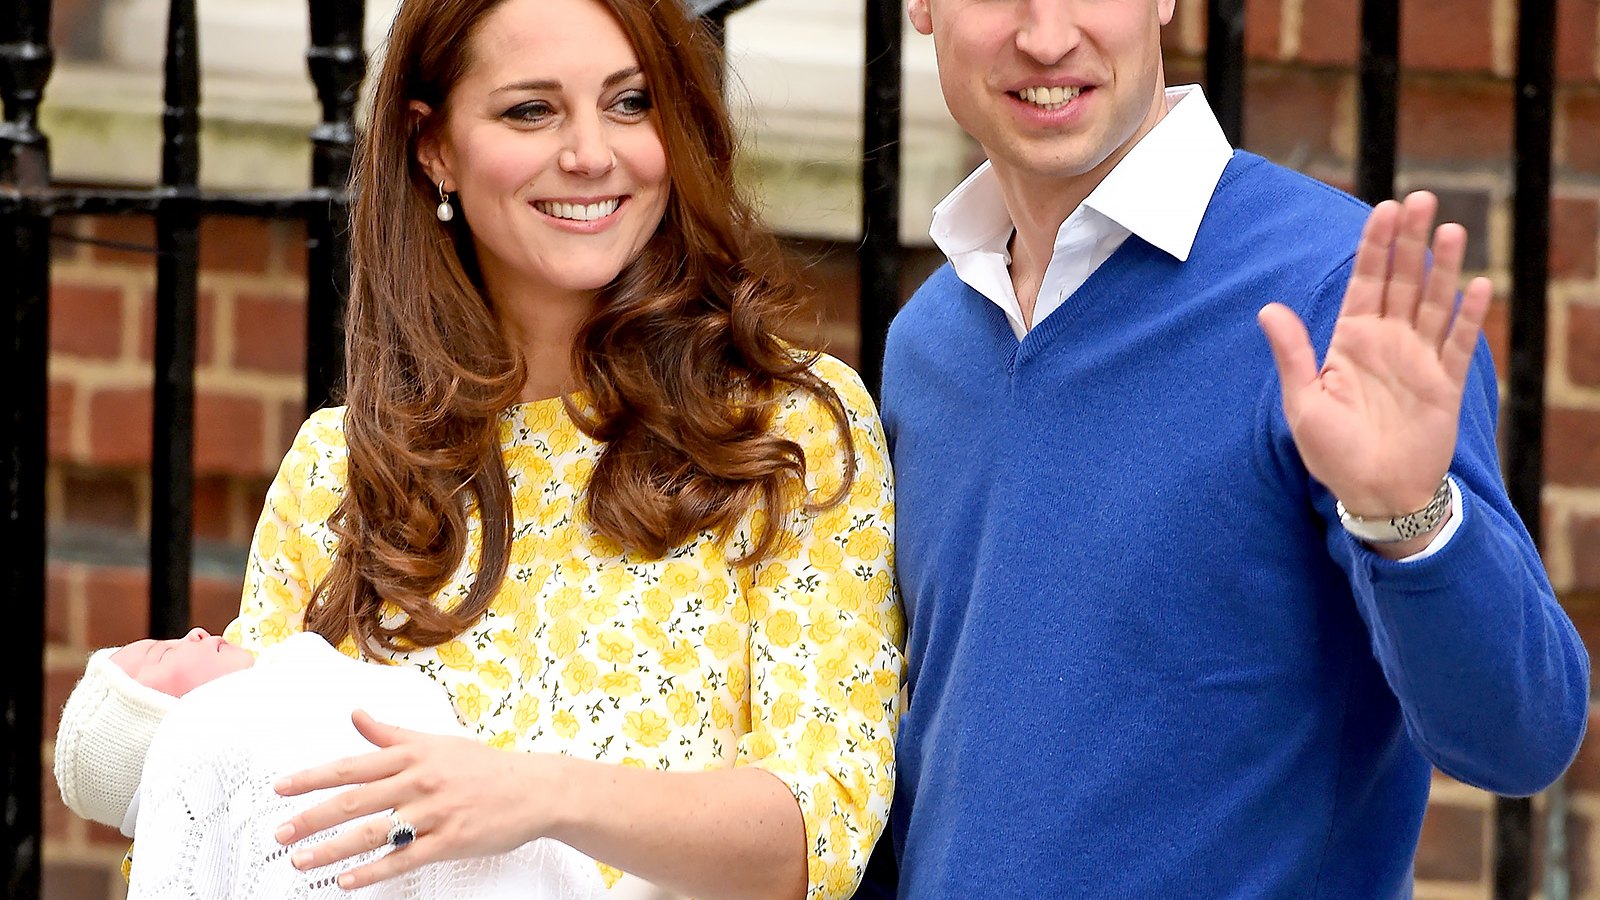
[1365,506,1452,560]
[1335,476,1453,546]
[1337,476,1461,561]
[1331,477,1459,547]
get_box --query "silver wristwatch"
[1335,477,1453,544]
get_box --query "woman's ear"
[410,100,452,189]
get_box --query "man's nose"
[1016,0,1084,65]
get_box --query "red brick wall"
[35,0,1600,895]
[42,214,308,899]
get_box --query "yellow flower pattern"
[225,354,902,899]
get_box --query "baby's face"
[111,628,255,697]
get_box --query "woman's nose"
[559,116,616,177]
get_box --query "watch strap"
[1335,477,1453,544]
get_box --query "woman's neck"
[486,278,598,403]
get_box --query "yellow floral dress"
[224,354,903,899]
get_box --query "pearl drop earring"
[436,180,455,222]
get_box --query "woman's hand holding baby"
[273,709,553,890]
[274,708,808,900]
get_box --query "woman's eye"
[504,101,553,122]
[612,90,652,117]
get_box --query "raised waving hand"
[1257,191,1493,558]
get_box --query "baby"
[54,628,609,900]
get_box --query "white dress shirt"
[925,84,1462,560]
[930,84,1233,339]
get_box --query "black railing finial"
[0,0,55,187]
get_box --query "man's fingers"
[1381,191,1437,323]
[1415,222,1468,352]
[1258,303,1318,414]
[1441,276,1492,386]
[1341,199,1400,319]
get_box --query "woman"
[224,0,901,898]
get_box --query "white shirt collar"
[928,84,1234,265]
[1082,84,1233,261]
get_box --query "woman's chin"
[520,267,628,297]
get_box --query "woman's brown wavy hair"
[306,0,857,654]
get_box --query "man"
[877,0,1589,896]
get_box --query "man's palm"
[1258,192,1491,518]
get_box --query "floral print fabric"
[225,354,903,899]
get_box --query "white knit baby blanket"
[128,631,608,899]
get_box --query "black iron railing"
[1355,0,1400,203]
[0,0,1560,897]
[1205,0,1244,146]
[1500,0,1559,894]
[1,1,367,893]
[0,5,51,896]
[858,0,901,395]
[0,0,54,890]
[148,0,202,641]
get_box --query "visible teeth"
[1018,85,1082,109]
[536,199,621,221]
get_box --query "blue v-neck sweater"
[881,152,1588,898]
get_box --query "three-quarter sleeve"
[734,357,905,899]
[225,408,347,654]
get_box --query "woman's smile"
[530,195,630,232]
[532,196,625,222]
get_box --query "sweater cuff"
[1349,482,1498,593]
